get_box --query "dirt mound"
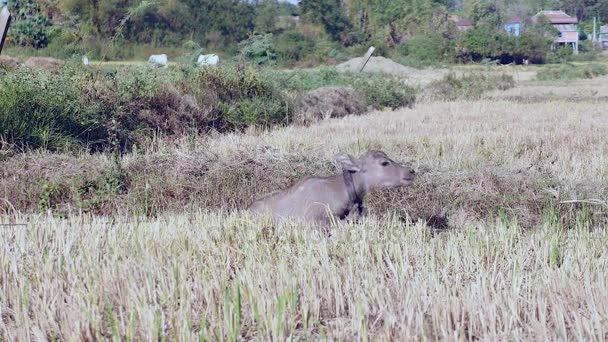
[337,56,424,76]
[336,56,448,85]
[0,56,22,70]
[295,86,367,125]
[24,57,65,71]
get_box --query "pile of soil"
[336,56,448,85]
[336,56,418,77]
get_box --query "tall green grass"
[0,63,293,152]
[1,63,420,153]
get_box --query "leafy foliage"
[0,62,422,152]
[300,0,353,43]
[238,33,277,65]
[2,0,603,66]
[0,62,295,151]
[6,0,52,48]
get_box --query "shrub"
[238,33,277,65]
[1,63,418,153]
[193,65,292,130]
[425,73,515,101]
[0,63,294,152]
[274,30,316,63]
[536,63,608,81]
[262,66,417,109]
[0,65,108,151]
[352,74,416,109]
[7,0,52,49]
[401,34,444,64]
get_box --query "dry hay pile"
[0,55,21,70]
[24,57,65,71]
[295,86,367,125]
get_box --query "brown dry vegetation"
[1,64,608,340]
[2,99,606,226]
[295,86,367,125]
[1,213,607,340]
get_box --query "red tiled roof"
[506,16,521,24]
[534,10,578,24]
[448,15,473,27]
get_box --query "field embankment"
[0,62,417,152]
[2,99,606,227]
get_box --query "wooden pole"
[358,46,375,73]
[0,7,11,55]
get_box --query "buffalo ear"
[334,153,361,172]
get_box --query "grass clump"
[0,62,293,152]
[295,86,367,125]
[0,65,109,152]
[536,63,608,81]
[424,73,515,101]
[264,66,417,110]
[1,63,419,153]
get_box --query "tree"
[254,0,280,34]
[470,0,502,28]
[299,0,352,42]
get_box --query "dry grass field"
[1,62,607,340]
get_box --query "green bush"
[274,30,316,63]
[194,66,291,129]
[0,65,108,151]
[263,66,417,109]
[352,75,416,109]
[456,20,555,64]
[536,63,608,81]
[238,33,277,65]
[401,34,444,64]
[7,0,52,49]
[1,62,419,153]
[0,63,294,152]
[44,26,86,59]
[425,73,515,101]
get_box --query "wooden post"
[0,7,11,55]
[592,17,596,42]
[358,46,375,72]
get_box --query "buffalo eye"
[381,161,389,166]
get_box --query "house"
[600,26,608,49]
[532,10,579,54]
[504,16,521,36]
[448,15,473,32]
